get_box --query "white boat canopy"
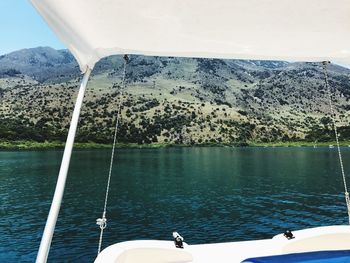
[30,0,350,73]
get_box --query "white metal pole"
[36,67,92,263]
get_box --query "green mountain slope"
[1,47,350,145]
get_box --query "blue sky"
[0,0,64,55]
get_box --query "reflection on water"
[0,147,349,262]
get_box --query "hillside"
[1,47,350,145]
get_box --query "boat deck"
[95,225,350,263]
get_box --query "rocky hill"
[1,47,350,145]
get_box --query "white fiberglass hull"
[95,225,350,263]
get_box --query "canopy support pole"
[36,68,92,263]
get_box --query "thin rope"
[322,61,350,224]
[97,55,129,255]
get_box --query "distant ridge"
[0,47,79,82]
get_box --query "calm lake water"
[1,147,350,262]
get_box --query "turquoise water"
[0,147,349,262]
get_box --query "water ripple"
[1,147,350,262]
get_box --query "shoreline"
[1,140,350,150]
